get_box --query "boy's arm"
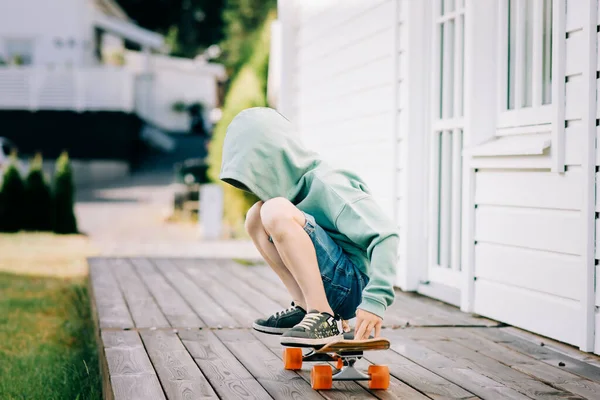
[335,197,399,319]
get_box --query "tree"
[115,0,225,58]
[53,152,78,234]
[0,153,25,232]
[24,153,53,231]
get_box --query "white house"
[0,0,225,181]
[272,0,600,354]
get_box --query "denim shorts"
[271,212,369,319]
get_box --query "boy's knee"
[260,197,302,235]
[245,201,264,235]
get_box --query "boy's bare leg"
[260,197,334,315]
[246,201,306,309]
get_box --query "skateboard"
[282,333,391,390]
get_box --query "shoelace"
[274,306,297,318]
[296,313,323,330]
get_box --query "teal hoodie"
[220,107,398,319]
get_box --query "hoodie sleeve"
[334,197,399,319]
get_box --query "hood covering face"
[220,107,321,201]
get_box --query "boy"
[220,107,398,346]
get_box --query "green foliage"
[219,0,277,76]
[116,0,226,58]
[208,11,275,236]
[0,154,25,233]
[53,152,78,234]
[24,154,53,232]
[0,273,101,400]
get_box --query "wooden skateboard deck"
[316,338,390,354]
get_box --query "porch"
[90,257,600,399]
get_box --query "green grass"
[0,273,101,400]
[0,233,100,400]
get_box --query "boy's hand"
[354,309,382,340]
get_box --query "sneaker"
[252,303,307,334]
[280,310,344,347]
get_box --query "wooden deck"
[89,258,600,399]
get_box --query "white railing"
[0,66,135,112]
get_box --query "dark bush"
[53,152,78,234]
[24,153,53,231]
[0,154,25,232]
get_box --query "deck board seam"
[173,259,245,328]
[205,328,282,400]
[149,258,212,327]
[117,258,170,329]
[175,259,265,327]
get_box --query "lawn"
[0,233,101,400]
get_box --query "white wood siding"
[291,1,398,220]
[470,1,590,347]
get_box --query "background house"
[0,0,225,183]
[272,0,599,354]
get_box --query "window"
[499,0,553,126]
[4,38,34,65]
[427,0,465,288]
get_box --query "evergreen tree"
[24,153,53,231]
[53,152,78,234]
[0,152,25,232]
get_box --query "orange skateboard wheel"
[368,365,390,390]
[283,348,303,370]
[335,358,344,370]
[311,365,333,390]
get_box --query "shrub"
[24,153,53,231]
[53,152,78,234]
[207,10,275,237]
[0,153,26,232]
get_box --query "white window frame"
[2,37,35,66]
[426,0,465,292]
[497,0,553,127]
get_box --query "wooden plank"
[89,258,134,329]
[178,260,262,327]
[475,328,600,383]
[224,261,291,307]
[474,279,579,346]
[140,329,218,400]
[474,169,582,210]
[130,258,204,328]
[215,329,324,400]
[565,31,585,76]
[179,330,274,400]
[388,290,498,327]
[475,242,580,300]
[363,342,477,399]
[207,260,284,316]
[251,330,380,399]
[88,277,114,400]
[501,326,600,368]
[566,0,585,32]
[381,330,533,399]
[154,259,237,328]
[565,74,583,121]
[475,205,581,255]
[388,330,585,399]
[101,330,165,400]
[110,258,170,328]
[298,0,393,66]
[405,328,600,399]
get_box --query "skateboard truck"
[332,354,370,381]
